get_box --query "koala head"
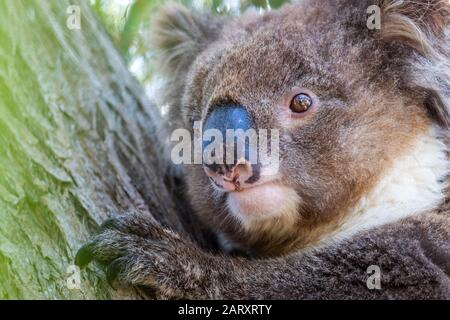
[154,0,450,255]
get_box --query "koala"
[76,0,450,299]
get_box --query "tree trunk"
[0,0,194,299]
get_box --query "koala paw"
[75,213,211,298]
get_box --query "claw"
[75,242,95,268]
[99,218,120,232]
[105,258,126,289]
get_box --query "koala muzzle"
[202,105,261,192]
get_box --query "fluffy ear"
[152,4,224,77]
[375,0,450,127]
[376,0,449,54]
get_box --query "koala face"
[155,0,450,255]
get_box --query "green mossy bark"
[0,0,178,299]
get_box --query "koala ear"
[376,0,449,55]
[152,4,224,77]
[375,0,450,127]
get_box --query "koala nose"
[202,105,261,191]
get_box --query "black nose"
[202,105,260,180]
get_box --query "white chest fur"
[331,126,449,243]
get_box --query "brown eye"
[290,93,313,113]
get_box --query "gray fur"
[76,0,450,299]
